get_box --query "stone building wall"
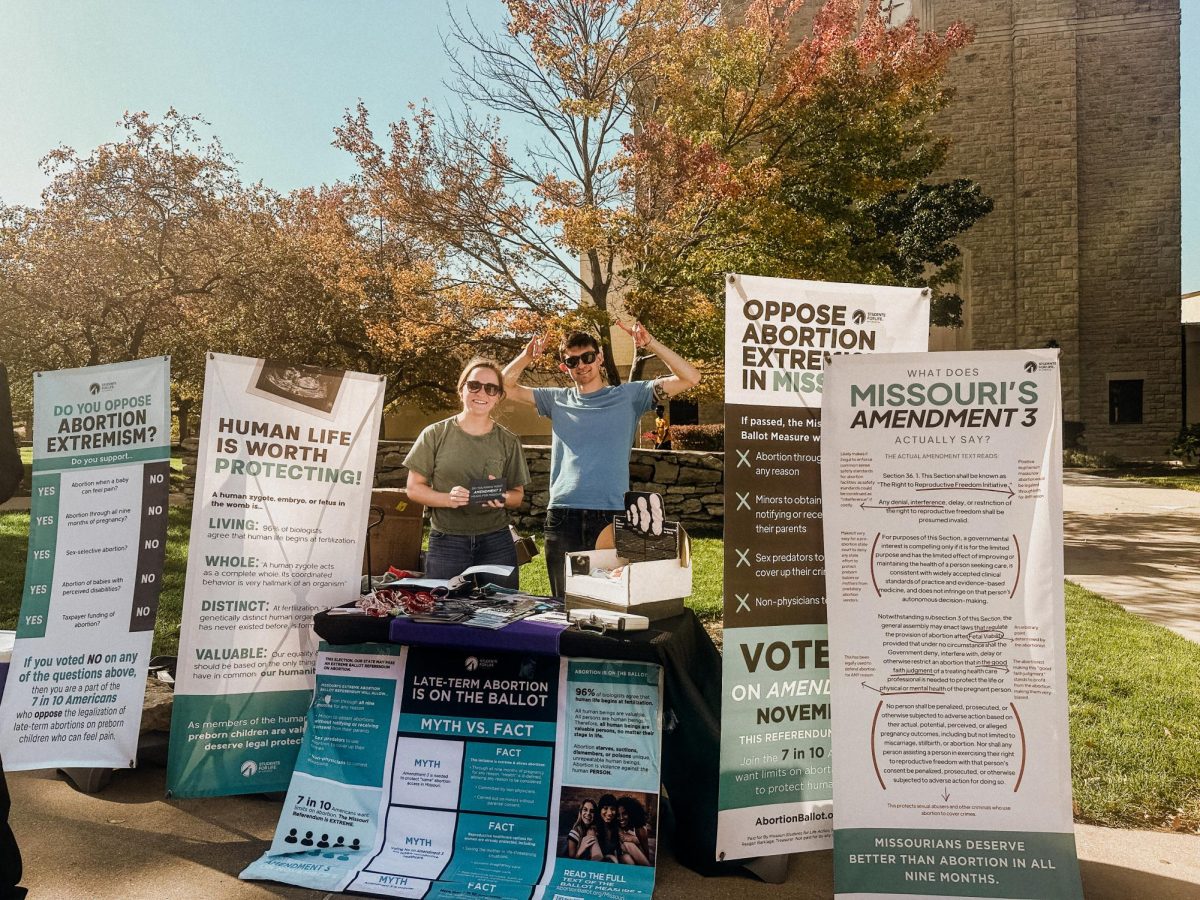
[728,0,1183,458]
[932,0,1182,457]
[179,440,726,531]
[1073,2,1182,455]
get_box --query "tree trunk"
[590,273,624,386]
[600,330,623,386]
[175,397,195,443]
[628,350,651,384]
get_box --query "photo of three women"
[559,791,655,866]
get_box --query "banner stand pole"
[58,767,115,795]
[363,505,385,591]
[743,853,790,884]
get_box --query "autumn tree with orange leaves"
[1,1,987,414]
[336,0,985,389]
[0,111,281,434]
[334,0,715,387]
[619,0,989,375]
[0,112,464,433]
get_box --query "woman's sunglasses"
[464,380,502,396]
[562,350,598,369]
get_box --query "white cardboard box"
[563,545,692,619]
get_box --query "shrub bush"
[670,424,724,451]
[1170,424,1200,465]
[1063,448,1122,469]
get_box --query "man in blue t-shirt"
[503,323,701,597]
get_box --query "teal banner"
[243,647,665,899]
[31,445,171,473]
[0,357,171,772]
[16,474,59,639]
[167,689,311,797]
[835,828,1083,899]
[167,353,386,798]
[718,623,832,811]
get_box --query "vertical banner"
[822,350,1083,899]
[718,275,929,860]
[0,357,171,770]
[167,353,385,797]
[242,646,664,899]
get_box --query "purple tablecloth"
[388,616,567,655]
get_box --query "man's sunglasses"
[465,380,502,396]
[562,350,598,369]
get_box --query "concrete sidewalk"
[8,764,1200,899]
[1063,471,1200,643]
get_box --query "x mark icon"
[735,593,750,612]
[736,449,750,468]
[736,492,750,511]
[735,548,750,567]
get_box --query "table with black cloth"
[312,607,733,876]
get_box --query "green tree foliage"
[333,0,715,386]
[0,111,270,430]
[863,179,993,326]
[0,112,458,429]
[620,0,989,371]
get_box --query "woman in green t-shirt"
[403,358,530,587]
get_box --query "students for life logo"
[241,758,281,778]
[464,656,497,672]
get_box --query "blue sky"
[1,1,1196,291]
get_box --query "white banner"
[718,275,929,860]
[167,353,384,797]
[0,357,171,770]
[821,349,1082,899]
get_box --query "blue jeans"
[425,527,519,589]
[544,507,622,598]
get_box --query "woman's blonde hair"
[456,357,506,395]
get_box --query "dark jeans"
[544,507,622,598]
[425,527,519,589]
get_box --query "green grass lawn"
[515,533,724,623]
[1079,463,1200,493]
[1116,472,1200,493]
[1,511,1197,832]
[17,447,31,494]
[1065,580,1200,832]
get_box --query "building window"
[880,0,930,27]
[1108,380,1144,425]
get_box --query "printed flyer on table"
[717,273,930,859]
[821,349,1083,899]
[243,644,664,899]
[167,353,385,797]
[0,356,170,771]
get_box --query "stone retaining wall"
[179,440,725,530]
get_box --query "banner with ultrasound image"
[167,352,385,798]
